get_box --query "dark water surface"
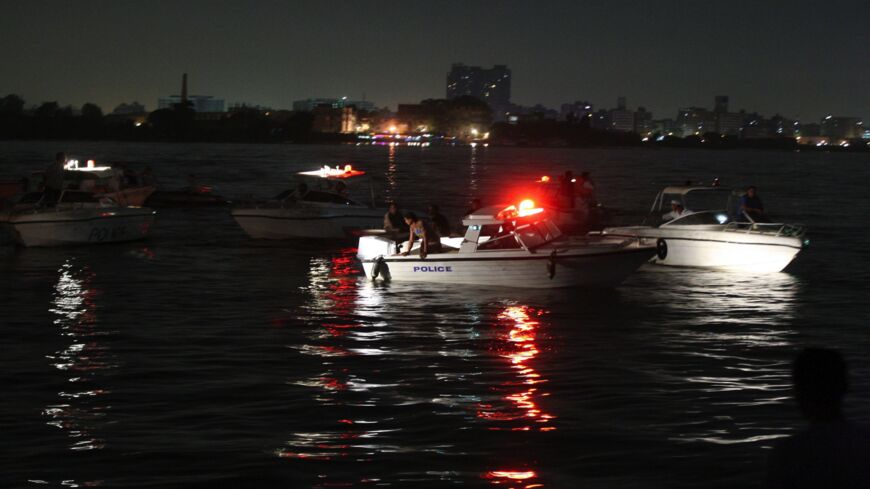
[1,142,869,488]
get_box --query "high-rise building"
[446,63,511,119]
[608,97,635,132]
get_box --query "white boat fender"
[656,238,668,260]
[372,256,385,280]
[547,250,557,279]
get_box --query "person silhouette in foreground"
[767,347,870,489]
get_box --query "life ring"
[371,256,385,280]
[547,250,557,279]
[656,238,668,260]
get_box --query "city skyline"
[1,1,867,122]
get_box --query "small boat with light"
[232,164,386,239]
[356,199,655,288]
[601,185,806,272]
[3,190,155,247]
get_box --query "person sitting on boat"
[662,200,691,221]
[384,202,408,234]
[402,212,440,258]
[428,204,451,237]
[741,186,767,222]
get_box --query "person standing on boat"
[43,152,67,204]
[741,186,766,222]
[428,204,450,237]
[662,200,690,221]
[402,212,440,258]
[384,202,408,234]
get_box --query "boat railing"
[723,221,805,237]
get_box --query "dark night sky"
[1,0,867,121]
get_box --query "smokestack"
[181,73,188,103]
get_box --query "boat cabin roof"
[660,185,732,196]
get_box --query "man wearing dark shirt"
[383,202,408,234]
[741,185,766,221]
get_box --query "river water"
[1,141,868,488]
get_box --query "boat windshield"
[682,189,731,211]
[514,219,562,249]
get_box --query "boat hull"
[359,244,654,288]
[233,207,384,239]
[10,208,155,247]
[604,226,804,273]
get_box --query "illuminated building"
[715,112,743,136]
[821,116,863,139]
[676,107,716,136]
[560,101,594,122]
[446,63,511,120]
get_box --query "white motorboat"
[232,165,386,239]
[356,199,655,288]
[5,191,155,247]
[602,185,807,273]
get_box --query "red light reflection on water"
[277,249,368,464]
[477,305,555,430]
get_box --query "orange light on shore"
[539,175,550,183]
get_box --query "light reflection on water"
[277,249,559,486]
[626,268,801,447]
[44,260,114,454]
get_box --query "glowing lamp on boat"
[537,175,550,183]
[298,165,366,179]
[64,158,111,172]
[497,199,544,220]
[517,199,544,217]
